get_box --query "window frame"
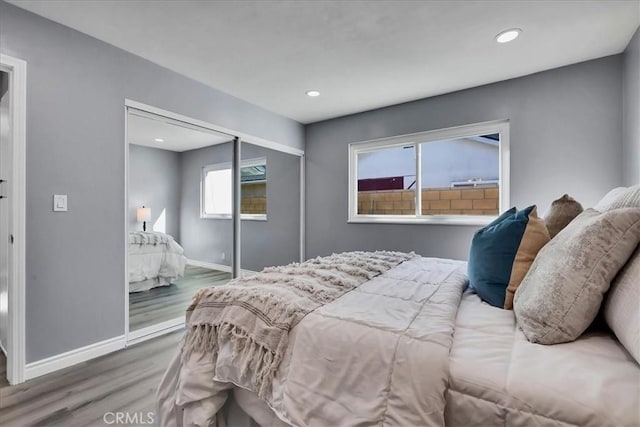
[348,120,510,226]
[201,157,267,221]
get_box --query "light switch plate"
[53,194,67,212]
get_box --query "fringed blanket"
[183,251,415,398]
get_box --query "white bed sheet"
[129,234,187,293]
[445,289,640,427]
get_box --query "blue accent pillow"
[466,208,517,288]
[468,205,550,308]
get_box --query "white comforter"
[129,232,187,292]
[157,256,468,426]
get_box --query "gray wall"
[305,55,624,261]
[179,143,300,272]
[179,142,234,266]
[623,27,640,186]
[128,144,181,240]
[0,1,304,363]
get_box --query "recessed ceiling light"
[154,138,164,142]
[306,90,320,97]
[495,28,521,44]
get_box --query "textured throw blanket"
[183,251,415,398]
[129,231,172,246]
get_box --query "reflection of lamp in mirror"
[137,206,151,231]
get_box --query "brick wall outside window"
[241,182,267,214]
[357,186,499,215]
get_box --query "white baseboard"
[187,259,256,276]
[187,258,231,271]
[24,335,125,381]
[126,317,184,346]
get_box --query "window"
[201,158,267,220]
[349,120,509,225]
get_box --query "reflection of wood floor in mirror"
[129,265,231,331]
[0,353,8,388]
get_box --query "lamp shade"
[137,206,151,222]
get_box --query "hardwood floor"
[0,265,231,426]
[0,331,182,427]
[129,265,231,331]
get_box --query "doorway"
[0,54,27,385]
[0,70,10,385]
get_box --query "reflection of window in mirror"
[201,157,267,220]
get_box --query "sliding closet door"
[240,142,301,272]
[127,107,234,334]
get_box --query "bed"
[155,249,640,427]
[129,231,187,293]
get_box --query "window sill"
[200,214,267,221]
[348,215,495,226]
[242,214,267,221]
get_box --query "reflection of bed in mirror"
[128,231,187,293]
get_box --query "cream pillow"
[606,185,640,210]
[604,245,640,363]
[514,208,640,345]
[593,187,627,212]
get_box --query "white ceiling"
[128,113,232,152]
[8,0,640,124]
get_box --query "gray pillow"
[543,194,583,238]
[514,208,640,345]
[604,245,640,363]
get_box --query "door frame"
[0,54,27,385]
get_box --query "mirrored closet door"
[125,102,305,342]
[126,108,234,334]
[240,142,302,272]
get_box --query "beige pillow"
[604,245,640,363]
[543,194,583,238]
[504,207,550,309]
[514,208,640,345]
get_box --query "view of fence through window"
[240,163,267,215]
[357,134,499,216]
